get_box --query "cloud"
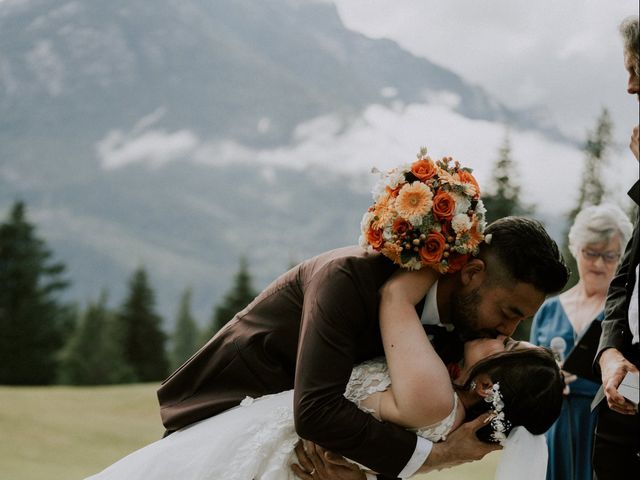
[332,0,638,145]
[97,120,200,170]
[194,101,637,214]
[96,102,636,219]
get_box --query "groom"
[158,216,568,479]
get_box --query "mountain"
[0,0,569,325]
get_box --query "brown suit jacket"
[157,246,419,477]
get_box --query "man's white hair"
[567,203,633,259]
[620,15,639,76]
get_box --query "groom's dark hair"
[479,216,569,294]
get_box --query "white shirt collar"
[420,280,455,332]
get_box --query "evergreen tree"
[58,292,136,385]
[116,267,169,382]
[563,108,614,289]
[569,108,613,219]
[0,201,70,384]
[482,132,534,224]
[206,257,257,338]
[171,288,200,370]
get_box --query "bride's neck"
[450,391,468,432]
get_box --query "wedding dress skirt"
[87,390,302,480]
[86,358,458,480]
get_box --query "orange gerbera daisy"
[372,192,395,229]
[460,215,485,250]
[395,182,433,219]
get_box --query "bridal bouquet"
[360,148,486,273]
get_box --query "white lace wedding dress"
[86,358,459,480]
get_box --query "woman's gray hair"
[568,204,633,259]
[620,15,639,76]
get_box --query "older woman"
[530,204,633,480]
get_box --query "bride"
[86,267,564,480]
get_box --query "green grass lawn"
[1,384,500,480]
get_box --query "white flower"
[371,179,387,200]
[452,192,471,215]
[386,169,406,190]
[475,199,487,216]
[360,211,375,231]
[408,214,424,226]
[486,382,510,445]
[451,213,472,234]
[404,257,422,270]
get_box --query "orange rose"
[419,232,446,265]
[365,227,385,249]
[446,253,469,273]
[411,159,438,181]
[457,169,480,197]
[432,191,456,220]
[392,218,411,235]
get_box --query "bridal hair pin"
[360,147,487,273]
[484,383,511,445]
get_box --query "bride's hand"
[291,440,367,480]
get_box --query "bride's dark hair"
[458,347,564,442]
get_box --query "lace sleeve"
[344,358,392,419]
[344,357,459,442]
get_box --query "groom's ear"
[460,258,486,288]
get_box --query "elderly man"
[593,14,640,480]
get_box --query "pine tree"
[563,108,614,289]
[0,201,70,384]
[116,267,169,382]
[171,288,200,370]
[482,132,534,224]
[568,108,613,221]
[58,292,136,385]
[206,257,257,339]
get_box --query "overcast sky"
[333,0,638,146]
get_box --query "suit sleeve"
[596,221,639,365]
[293,260,419,478]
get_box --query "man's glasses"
[581,249,620,264]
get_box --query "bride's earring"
[469,380,476,391]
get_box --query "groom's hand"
[292,440,367,480]
[418,413,501,473]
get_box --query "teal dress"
[530,297,602,480]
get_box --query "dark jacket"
[157,246,420,477]
[596,181,640,367]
